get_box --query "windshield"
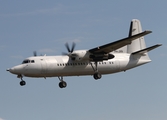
[22,59,30,64]
[22,59,35,64]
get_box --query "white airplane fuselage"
[9,52,151,78]
[7,19,161,88]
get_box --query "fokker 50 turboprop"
[7,19,162,88]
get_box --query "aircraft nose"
[7,67,16,74]
[7,65,24,75]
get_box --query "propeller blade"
[63,42,76,60]
[71,42,76,53]
[65,43,71,53]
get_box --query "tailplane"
[132,44,162,55]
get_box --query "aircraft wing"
[89,31,152,54]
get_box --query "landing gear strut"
[91,61,102,80]
[17,75,26,86]
[58,76,67,88]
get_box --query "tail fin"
[114,19,161,57]
[127,19,162,63]
[127,19,146,53]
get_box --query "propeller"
[63,42,76,55]
[66,42,75,53]
[63,42,76,60]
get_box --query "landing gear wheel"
[59,81,67,88]
[20,81,26,86]
[93,72,102,80]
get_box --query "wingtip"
[157,44,162,46]
[145,30,152,33]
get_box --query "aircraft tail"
[127,19,162,61]
[127,19,146,53]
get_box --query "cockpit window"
[22,59,30,64]
[22,59,35,64]
[31,60,35,63]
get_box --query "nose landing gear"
[17,75,26,86]
[58,76,67,88]
[20,80,26,86]
[59,81,67,88]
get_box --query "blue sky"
[0,0,167,120]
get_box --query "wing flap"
[89,30,152,54]
[132,44,162,55]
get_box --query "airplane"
[7,19,162,88]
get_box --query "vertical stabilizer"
[127,19,146,53]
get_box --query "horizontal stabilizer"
[132,44,162,55]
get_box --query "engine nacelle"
[89,53,115,61]
[71,50,90,61]
[71,50,115,61]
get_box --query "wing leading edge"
[89,31,152,54]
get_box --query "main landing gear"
[91,62,102,80]
[58,76,67,88]
[17,75,26,86]
[93,72,102,80]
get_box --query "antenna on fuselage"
[33,51,37,56]
[33,51,46,57]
